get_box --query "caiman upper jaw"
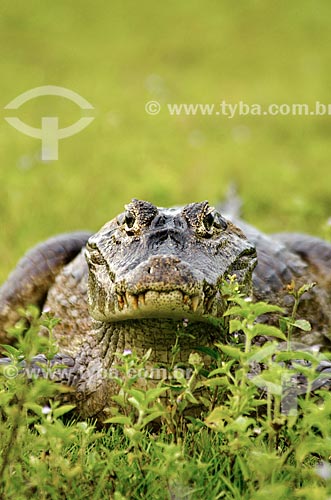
[88,254,224,322]
[104,255,222,320]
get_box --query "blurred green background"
[1,0,331,281]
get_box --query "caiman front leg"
[0,321,124,419]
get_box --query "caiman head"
[85,199,257,324]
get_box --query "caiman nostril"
[154,215,167,227]
[149,228,186,251]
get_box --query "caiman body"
[1,199,331,418]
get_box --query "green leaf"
[105,415,132,425]
[1,344,21,358]
[207,360,236,377]
[229,319,243,333]
[223,306,248,317]
[247,342,279,363]
[141,411,165,426]
[111,394,127,408]
[127,397,141,409]
[236,455,251,481]
[142,348,153,362]
[53,405,76,418]
[275,351,318,364]
[203,376,228,387]
[229,415,255,433]
[251,323,287,341]
[250,302,284,317]
[214,343,243,360]
[250,375,282,395]
[198,396,213,409]
[24,402,43,417]
[185,391,200,405]
[295,436,327,463]
[292,319,311,332]
[145,387,168,403]
[195,346,220,360]
[205,406,226,430]
[124,427,144,443]
[127,388,145,404]
[278,317,289,334]
[208,366,228,377]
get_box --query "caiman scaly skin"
[1,199,331,418]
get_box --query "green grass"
[1,0,331,281]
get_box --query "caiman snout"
[122,255,205,294]
[110,255,213,320]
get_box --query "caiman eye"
[203,211,215,231]
[214,212,228,230]
[125,210,136,229]
[203,210,228,233]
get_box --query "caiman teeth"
[191,295,200,313]
[117,294,124,310]
[127,293,139,310]
[133,295,138,309]
[116,290,202,313]
[138,293,145,307]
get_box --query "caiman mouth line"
[115,289,216,315]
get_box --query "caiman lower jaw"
[106,289,222,321]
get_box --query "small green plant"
[1,283,331,499]
[0,309,101,498]
[95,276,331,497]
[201,277,331,497]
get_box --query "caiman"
[1,199,331,418]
